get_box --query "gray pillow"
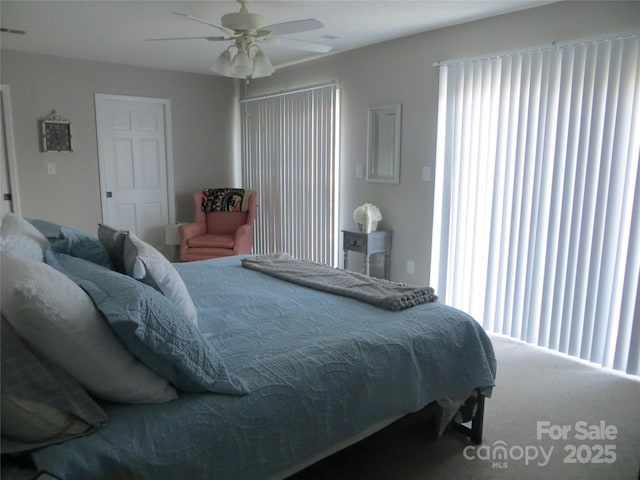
[0,316,107,453]
[97,223,128,273]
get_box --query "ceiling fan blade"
[255,29,272,39]
[268,36,333,54]
[145,36,227,42]
[264,18,324,36]
[172,11,236,36]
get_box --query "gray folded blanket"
[241,253,437,311]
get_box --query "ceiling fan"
[147,0,333,80]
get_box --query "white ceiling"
[1,1,554,76]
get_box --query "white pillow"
[0,213,49,262]
[123,232,198,324]
[0,250,178,404]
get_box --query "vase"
[358,219,378,233]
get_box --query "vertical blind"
[431,34,640,375]
[240,82,339,265]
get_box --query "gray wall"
[1,1,638,284]
[245,0,640,284]
[0,51,236,233]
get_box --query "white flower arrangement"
[353,203,382,233]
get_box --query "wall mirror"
[366,104,401,184]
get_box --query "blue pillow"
[27,219,113,269]
[26,218,65,240]
[53,227,113,269]
[44,250,247,395]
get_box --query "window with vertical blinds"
[240,82,340,266]
[431,33,640,376]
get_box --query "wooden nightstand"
[342,229,393,279]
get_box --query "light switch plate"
[407,260,415,275]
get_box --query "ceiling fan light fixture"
[211,49,232,76]
[160,2,329,81]
[231,48,252,78]
[251,48,275,78]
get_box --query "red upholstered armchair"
[179,189,256,262]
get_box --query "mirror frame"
[366,104,401,184]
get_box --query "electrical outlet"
[407,260,415,275]
[422,166,432,182]
[46,162,56,175]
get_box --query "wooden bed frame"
[450,391,486,444]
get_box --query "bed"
[0,214,496,479]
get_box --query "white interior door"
[95,94,174,251]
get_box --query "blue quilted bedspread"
[32,256,496,479]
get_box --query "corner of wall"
[230,79,242,187]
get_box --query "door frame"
[1,84,22,215]
[94,93,176,226]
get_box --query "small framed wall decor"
[40,110,73,152]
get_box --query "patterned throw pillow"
[201,188,246,212]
